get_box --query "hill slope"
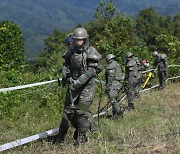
[1,82,180,153]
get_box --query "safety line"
[0,79,59,93]
[141,64,180,74]
[0,128,59,152]
[168,65,180,67]
[166,75,180,81]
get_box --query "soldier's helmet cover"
[106,54,115,62]
[125,52,134,59]
[152,51,158,57]
[72,28,89,39]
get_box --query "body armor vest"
[125,58,139,80]
[69,51,87,80]
[106,60,122,85]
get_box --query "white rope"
[0,79,59,93]
[168,65,180,67]
[141,64,180,74]
[0,128,59,152]
[166,75,180,81]
[142,69,155,74]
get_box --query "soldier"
[63,33,73,50]
[105,54,124,118]
[132,55,142,98]
[152,51,168,90]
[49,28,102,146]
[124,52,139,110]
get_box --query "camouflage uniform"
[124,52,139,110]
[52,28,102,145]
[105,54,124,118]
[133,56,142,98]
[152,52,168,90]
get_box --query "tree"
[44,29,66,53]
[173,14,180,38]
[85,1,137,64]
[136,7,163,46]
[0,20,25,70]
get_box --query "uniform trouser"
[108,82,121,115]
[134,80,141,97]
[109,96,120,115]
[59,79,95,141]
[158,72,166,89]
[58,108,92,140]
[126,81,136,104]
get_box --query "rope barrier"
[0,80,59,93]
[0,128,59,152]
[0,64,179,152]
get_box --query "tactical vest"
[63,46,101,80]
[133,56,141,71]
[70,51,87,80]
[106,60,123,84]
[125,58,139,80]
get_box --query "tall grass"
[1,82,180,154]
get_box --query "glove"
[69,78,83,91]
[150,68,155,73]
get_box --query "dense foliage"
[0,0,179,60]
[0,20,25,70]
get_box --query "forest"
[0,0,179,60]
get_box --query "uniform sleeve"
[164,59,168,71]
[152,59,158,69]
[61,50,71,86]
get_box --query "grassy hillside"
[1,82,179,153]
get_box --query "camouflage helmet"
[72,28,88,39]
[152,51,158,57]
[125,52,134,59]
[106,54,115,62]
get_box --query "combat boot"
[73,133,88,147]
[124,103,135,111]
[134,93,140,99]
[73,129,78,140]
[158,86,164,91]
[113,110,123,119]
[128,103,135,111]
[47,133,65,144]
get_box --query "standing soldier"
[124,52,139,110]
[132,55,142,98]
[105,54,124,118]
[152,51,168,90]
[49,28,102,146]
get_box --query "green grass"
[0,82,180,153]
